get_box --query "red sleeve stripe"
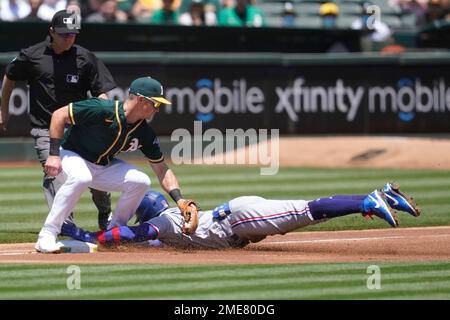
[112,227,120,245]
[97,231,106,244]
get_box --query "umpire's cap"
[135,190,170,224]
[51,10,80,34]
[129,77,171,106]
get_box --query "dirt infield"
[4,136,450,170]
[1,226,449,265]
[203,136,450,169]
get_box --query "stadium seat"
[265,15,284,27]
[337,15,356,28]
[369,0,402,14]
[295,15,322,28]
[259,2,285,17]
[339,3,362,15]
[290,0,322,3]
[340,0,363,4]
[401,13,417,28]
[381,14,402,28]
[294,3,321,16]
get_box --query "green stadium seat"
[259,2,285,17]
[381,14,402,28]
[294,3,321,16]
[401,13,417,28]
[265,15,284,27]
[295,15,322,28]
[337,15,356,28]
[339,3,362,15]
[369,0,402,15]
[340,0,363,4]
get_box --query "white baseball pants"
[38,149,151,239]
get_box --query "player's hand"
[44,155,62,177]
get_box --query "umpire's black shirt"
[5,36,116,128]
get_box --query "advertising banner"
[1,62,449,137]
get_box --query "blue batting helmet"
[135,190,170,224]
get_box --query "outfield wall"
[1,52,450,138]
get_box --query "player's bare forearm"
[0,75,15,131]
[49,106,71,139]
[150,161,180,194]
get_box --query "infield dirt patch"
[1,226,449,265]
[202,136,450,169]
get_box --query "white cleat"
[35,235,62,254]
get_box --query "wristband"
[49,138,61,156]
[169,189,182,203]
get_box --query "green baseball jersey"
[218,6,267,27]
[62,98,164,166]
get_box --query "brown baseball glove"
[177,199,199,235]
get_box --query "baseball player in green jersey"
[35,76,199,253]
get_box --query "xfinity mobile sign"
[2,65,449,136]
[163,77,450,123]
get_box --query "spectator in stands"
[131,0,160,21]
[281,1,296,28]
[21,0,45,21]
[179,0,217,25]
[442,0,450,20]
[319,1,339,28]
[396,0,427,26]
[84,0,102,16]
[37,0,67,21]
[66,0,81,13]
[116,0,135,18]
[218,0,266,27]
[352,2,391,42]
[86,0,128,22]
[150,0,179,24]
[84,0,137,18]
[0,0,31,21]
[220,0,233,9]
[425,0,445,23]
[179,0,219,14]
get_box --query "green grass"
[0,261,449,299]
[1,164,450,243]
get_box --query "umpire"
[0,10,116,230]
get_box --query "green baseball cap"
[129,77,171,106]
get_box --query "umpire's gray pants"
[30,128,112,215]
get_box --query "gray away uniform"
[147,196,322,249]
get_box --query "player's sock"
[90,223,158,245]
[329,195,366,201]
[308,196,363,220]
